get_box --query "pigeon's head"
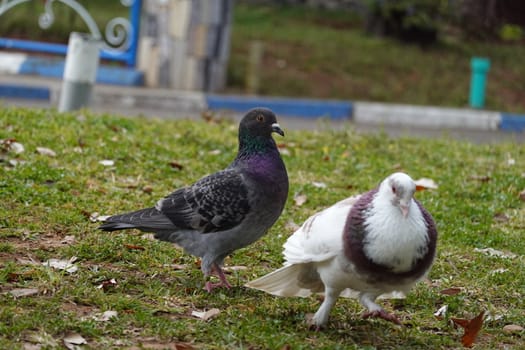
[380,172,416,218]
[239,108,284,139]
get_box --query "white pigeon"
[246,172,437,329]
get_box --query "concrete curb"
[1,72,524,132]
[353,102,501,131]
[0,52,143,86]
[207,94,352,119]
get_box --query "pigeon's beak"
[271,123,285,137]
[399,203,410,218]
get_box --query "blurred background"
[0,0,524,113]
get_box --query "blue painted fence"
[0,0,142,67]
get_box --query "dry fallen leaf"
[23,330,59,348]
[311,181,327,188]
[469,175,491,182]
[223,265,248,273]
[99,159,115,166]
[42,257,78,273]
[191,308,220,321]
[502,324,524,333]
[36,147,57,157]
[164,263,188,270]
[124,244,145,251]
[89,212,110,223]
[96,278,118,291]
[473,247,517,259]
[7,288,39,298]
[63,332,87,350]
[451,310,484,348]
[440,287,461,296]
[61,235,76,245]
[294,193,307,207]
[434,305,448,320]
[414,178,438,190]
[493,212,510,223]
[169,161,184,170]
[92,310,118,322]
[1,139,25,154]
[519,189,525,202]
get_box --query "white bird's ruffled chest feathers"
[362,197,429,273]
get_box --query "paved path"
[1,74,524,144]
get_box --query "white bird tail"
[245,264,323,297]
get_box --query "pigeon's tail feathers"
[97,222,139,231]
[98,207,175,232]
[245,264,323,297]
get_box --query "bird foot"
[204,280,232,293]
[203,263,232,292]
[305,313,325,331]
[362,309,402,325]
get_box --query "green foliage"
[499,24,523,42]
[0,107,524,349]
[229,4,525,113]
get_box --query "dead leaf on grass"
[451,310,484,348]
[61,235,76,245]
[294,193,307,207]
[502,324,524,333]
[414,178,438,190]
[89,212,110,223]
[469,175,491,182]
[163,263,188,270]
[124,244,145,251]
[493,212,510,223]
[142,185,153,194]
[1,138,25,154]
[7,288,39,298]
[7,270,36,282]
[23,330,59,348]
[169,161,184,170]
[63,332,87,349]
[473,248,517,259]
[99,159,115,167]
[92,310,118,322]
[440,287,461,296]
[311,181,327,188]
[519,189,525,202]
[16,257,39,266]
[223,265,248,273]
[191,308,220,321]
[36,147,57,157]
[96,278,118,291]
[42,257,78,273]
[434,305,448,320]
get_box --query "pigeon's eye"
[391,186,396,194]
[256,114,264,122]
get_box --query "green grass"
[228,4,525,113]
[1,106,524,349]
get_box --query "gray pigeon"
[99,108,289,292]
[246,172,437,328]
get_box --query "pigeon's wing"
[283,196,360,265]
[157,169,250,233]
